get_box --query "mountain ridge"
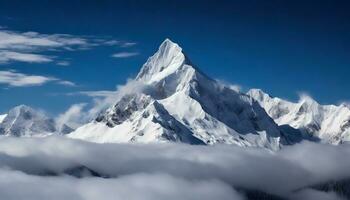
[0,105,73,136]
[247,88,350,144]
[69,39,294,150]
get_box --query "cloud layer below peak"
[0,136,348,200]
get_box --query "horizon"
[1,0,350,116]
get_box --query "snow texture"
[248,89,350,144]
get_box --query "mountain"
[0,114,6,124]
[69,39,294,150]
[0,105,72,137]
[247,89,350,144]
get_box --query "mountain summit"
[69,39,295,150]
[0,105,57,137]
[0,105,73,137]
[136,38,188,83]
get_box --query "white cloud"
[0,30,87,51]
[102,40,121,46]
[71,79,149,120]
[121,42,137,47]
[57,80,76,87]
[0,70,75,87]
[77,90,118,98]
[56,61,70,66]
[0,169,243,200]
[0,29,137,64]
[0,51,52,63]
[112,52,139,58]
[56,103,87,130]
[216,79,242,92]
[0,137,348,199]
[0,70,54,86]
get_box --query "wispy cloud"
[0,51,52,63]
[56,103,87,130]
[121,42,137,47]
[0,70,75,87]
[68,79,148,120]
[57,80,76,87]
[76,90,117,98]
[112,52,139,58]
[0,30,88,51]
[0,29,137,64]
[216,79,242,92]
[56,61,70,66]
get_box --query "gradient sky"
[0,0,350,115]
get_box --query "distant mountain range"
[1,39,350,150]
[0,105,72,137]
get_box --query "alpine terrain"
[248,89,350,144]
[69,39,297,150]
[0,105,72,137]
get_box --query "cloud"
[0,137,349,199]
[0,29,137,64]
[56,103,87,130]
[77,90,118,98]
[0,168,243,200]
[290,189,346,200]
[216,79,242,92]
[0,51,52,63]
[57,80,76,87]
[0,70,75,87]
[0,70,54,86]
[56,61,70,66]
[71,79,150,120]
[121,42,137,47]
[297,91,318,104]
[0,30,87,51]
[111,52,139,58]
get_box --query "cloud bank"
[0,136,348,200]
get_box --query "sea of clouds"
[0,136,349,200]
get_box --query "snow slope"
[247,89,350,144]
[0,114,6,124]
[70,39,293,150]
[0,105,71,137]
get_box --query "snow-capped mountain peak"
[247,89,350,144]
[0,105,73,137]
[136,38,189,84]
[0,105,57,137]
[70,39,295,150]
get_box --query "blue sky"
[1,0,350,115]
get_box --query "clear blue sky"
[0,0,350,115]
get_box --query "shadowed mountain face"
[69,39,299,150]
